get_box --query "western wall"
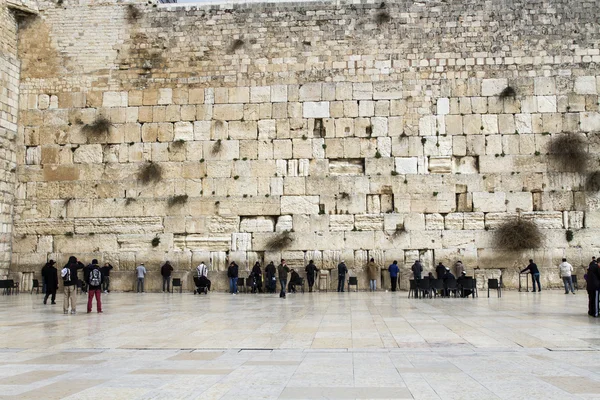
[2,0,600,291]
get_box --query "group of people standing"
[40,256,111,314]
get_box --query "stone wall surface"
[5,0,600,290]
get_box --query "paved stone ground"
[1,290,599,399]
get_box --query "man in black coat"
[288,269,303,293]
[305,260,318,292]
[265,262,276,293]
[42,260,58,305]
[337,261,348,292]
[436,262,447,279]
[587,260,600,317]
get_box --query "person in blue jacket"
[388,260,400,292]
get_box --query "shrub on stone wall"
[138,162,163,184]
[375,11,391,25]
[167,194,188,207]
[494,218,543,250]
[126,4,142,22]
[265,231,293,251]
[499,86,516,99]
[586,171,600,191]
[82,116,111,136]
[548,134,589,173]
[211,139,222,155]
[228,39,244,54]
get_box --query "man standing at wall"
[160,261,173,293]
[87,260,102,313]
[411,260,423,281]
[227,261,239,295]
[305,260,318,292]
[559,258,575,294]
[42,260,58,305]
[62,256,82,314]
[100,262,113,294]
[337,260,348,292]
[277,259,290,298]
[388,260,399,292]
[136,263,147,293]
[367,258,379,291]
[521,259,541,292]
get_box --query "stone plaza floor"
[0,289,600,399]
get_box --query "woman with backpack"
[87,259,103,313]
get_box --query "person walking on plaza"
[100,262,113,293]
[136,263,147,293]
[337,260,348,292]
[521,259,541,292]
[251,261,263,293]
[277,259,290,298]
[42,260,58,305]
[227,261,239,295]
[388,260,399,292]
[559,258,575,294]
[367,258,379,291]
[411,260,423,280]
[265,261,277,293]
[305,260,318,292]
[160,261,173,292]
[87,260,102,313]
[586,258,600,317]
[62,256,82,314]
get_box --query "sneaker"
[51,302,56,304]
[43,300,47,305]
[87,311,91,314]
[232,293,236,296]
[532,290,536,292]
[572,292,576,295]
[71,311,76,315]
[64,311,68,314]
[98,311,103,313]
[104,290,108,294]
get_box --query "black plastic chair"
[237,277,245,293]
[348,276,358,292]
[488,278,501,298]
[418,278,431,298]
[444,278,459,297]
[172,278,182,293]
[408,280,418,298]
[460,278,476,298]
[31,279,41,294]
[431,279,444,297]
[571,275,578,291]
[0,280,10,295]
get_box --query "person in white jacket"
[558,258,575,294]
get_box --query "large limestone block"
[463,212,484,230]
[373,81,402,100]
[481,79,508,96]
[73,144,103,164]
[240,216,275,232]
[276,215,293,232]
[453,156,479,174]
[206,216,239,234]
[354,214,384,231]
[75,217,163,234]
[218,198,280,216]
[506,192,533,212]
[522,211,564,229]
[428,156,452,173]
[231,233,252,252]
[365,158,394,175]
[103,91,128,107]
[213,104,243,120]
[329,214,354,231]
[408,231,442,249]
[173,234,230,251]
[442,230,476,247]
[581,112,600,132]
[425,213,444,230]
[395,157,418,174]
[410,192,455,213]
[473,192,506,212]
[303,102,330,118]
[299,83,322,101]
[13,218,73,236]
[534,77,556,95]
[575,76,597,95]
[228,121,257,140]
[445,213,464,230]
[344,231,374,250]
[174,122,194,141]
[55,234,118,253]
[281,196,319,214]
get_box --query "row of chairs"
[408,277,501,299]
[0,280,19,295]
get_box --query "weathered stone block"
[473,192,506,212]
[303,102,330,118]
[281,196,319,214]
[354,214,383,231]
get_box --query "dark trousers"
[413,273,421,280]
[280,279,287,297]
[532,273,541,291]
[307,276,315,291]
[588,289,599,317]
[44,288,56,304]
[102,276,110,292]
[162,276,171,292]
[337,275,345,292]
[391,276,398,292]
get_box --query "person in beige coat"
[367,258,379,291]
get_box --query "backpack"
[89,268,101,287]
[61,267,71,282]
